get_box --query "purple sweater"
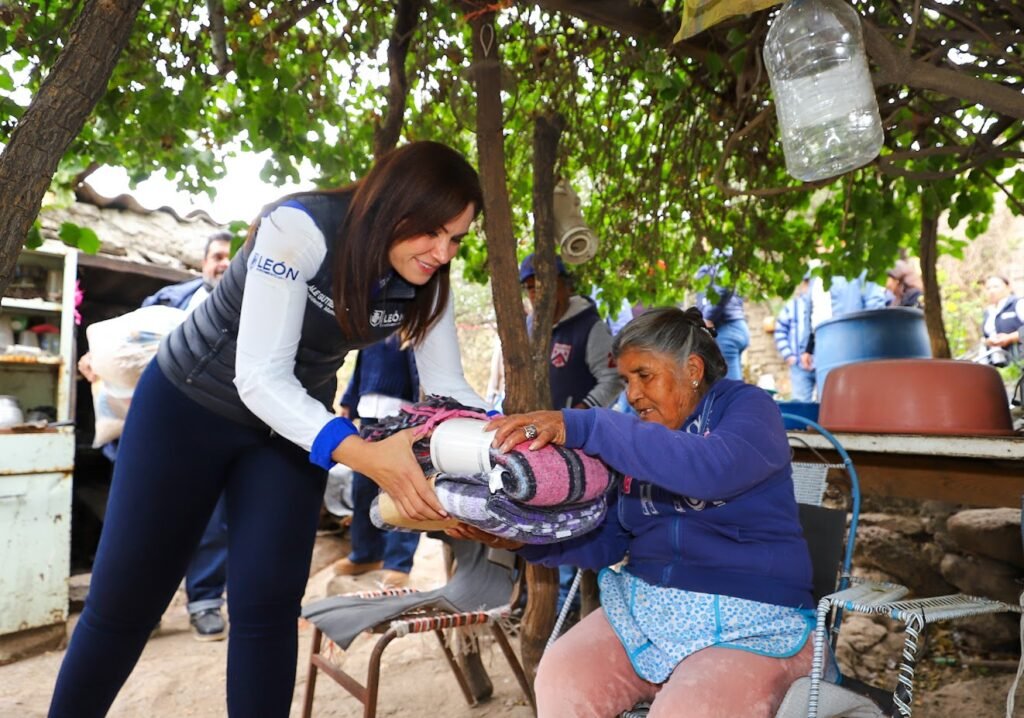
[519,379,814,608]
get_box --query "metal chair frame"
[300,567,535,718]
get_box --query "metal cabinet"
[0,242,77,638]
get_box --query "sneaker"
[189,608,227,642]
[331,557,383,576]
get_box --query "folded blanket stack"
[366,397,618,544]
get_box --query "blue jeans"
[185,494,228,614]
[348,471,420,573]
[715,319,750,381]
[50,361,326,717]
[789,365,817,402]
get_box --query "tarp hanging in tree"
[674,0,785,41]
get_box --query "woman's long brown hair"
[332,141,483,345]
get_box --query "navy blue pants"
[49,362,326,717]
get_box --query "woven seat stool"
[807,587,1023,718]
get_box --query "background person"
[49,141,488,718]
[518,253,624,410]
[333,335,421,588]
[78,232,234,641]
[461,306,814,718]
[980,274,1023,366]
[804,270,888,394]
[694,257,749,381]
[773,276,815,402]
[884,260,924,309]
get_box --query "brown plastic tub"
[818,359,1015,436]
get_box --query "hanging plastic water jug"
[763,0,883,182]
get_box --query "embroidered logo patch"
[370,308,403,328]
[550,342,572,368]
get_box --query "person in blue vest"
[519,253,623,411]
[694,255,750,381]
[981,274,1023,367]
[79,232,234,641]
[50,141,489,718]
[333,335,421,587]
[773,276,815,401]
[142,232,232,315]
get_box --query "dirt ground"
[0,533,1018,717]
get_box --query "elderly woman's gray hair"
[612,306,728,386]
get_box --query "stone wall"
[742,300,791,394]
[837,501,1022,689]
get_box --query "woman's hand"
[987,332,1019,348]
[335,429,447,521]
[487,410,566,453]
[445,522,524,551]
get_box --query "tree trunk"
[579,569,600,617]
[465,8,539,416]
[526,113,567,410]
[373,0,425,159]
[464,6,562,683]
[919,208,951,358]
[0,0,145,296]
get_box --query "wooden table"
[788,430,1024,508]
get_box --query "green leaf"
[76,227,101,254]
[25,222,43,250]
[57,223,100,253]
[57,222,81,246]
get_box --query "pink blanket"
[492,441,618,507]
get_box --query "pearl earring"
[692,380,699,388]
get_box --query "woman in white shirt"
[49,141,487,718]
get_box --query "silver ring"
[523,424,539,440]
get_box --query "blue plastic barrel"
[815,307,931,391]
[777,401,820,430]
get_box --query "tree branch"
[373,0,426,159]
[207,0,231,74]
[270,0,332,36]
[863,19,1024,120]
[0,0,146,296]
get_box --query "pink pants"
[534,608,814,718]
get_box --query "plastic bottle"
[763,0,883,181]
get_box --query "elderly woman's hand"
[487,410,566,453]
[445,522,524,551]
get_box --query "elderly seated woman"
[452,306,815,718]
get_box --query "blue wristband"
[309,417,359,470]
[486,410,501,418]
